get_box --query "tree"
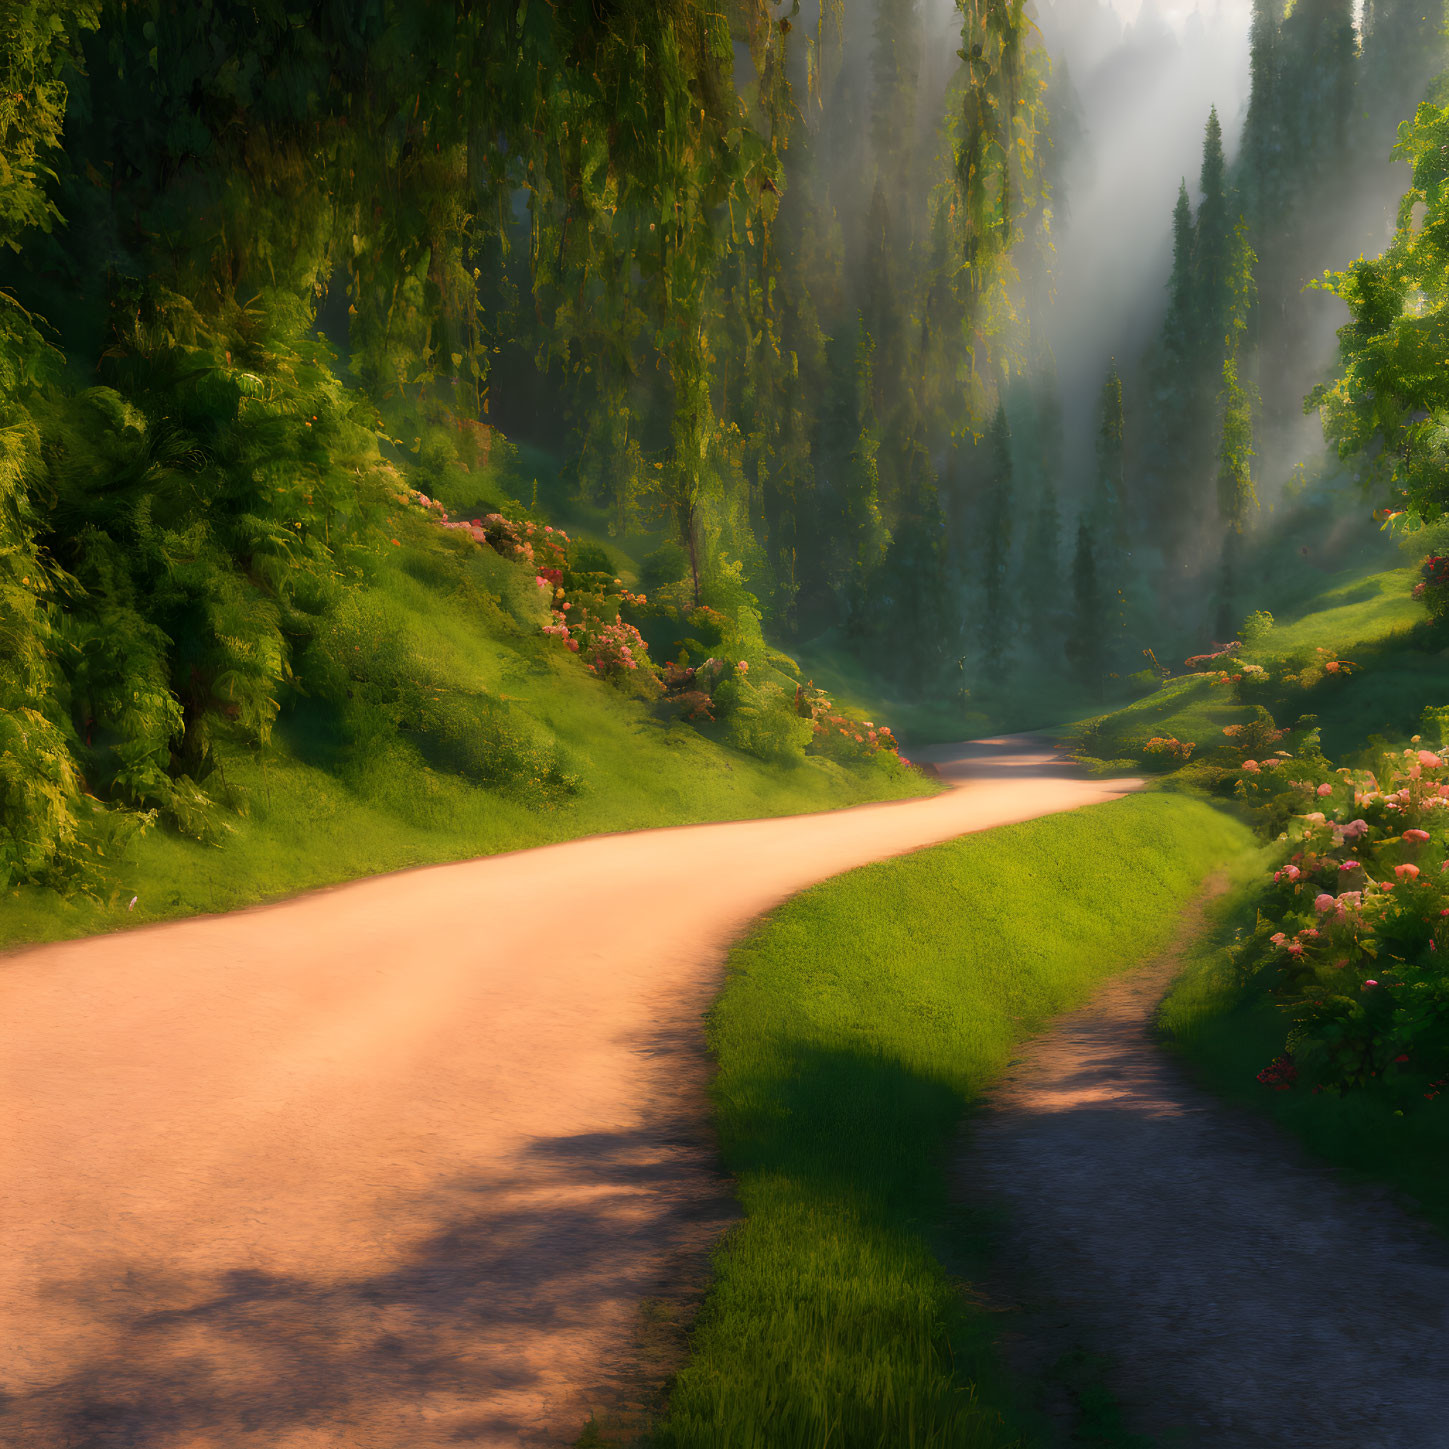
[1092,360,1126,553]
[978,402,1014,682]
[1023,480,1062,654]
[1065,521,1107,698]
[1193,108,1235,359]
[1311,100,1449,524]
[1239,0,1284,230]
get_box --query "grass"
[1159,875,1449,1234]
[646,793,1254,1448]
[1069,564,1438,777]
[1069,674,1248,777]
[0,503,931,953]
[1252,566,1420,660]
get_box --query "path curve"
[962,899,1449,1449]
[1,736,1137,1448]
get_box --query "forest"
[3,0,1445,899]
[11,2,1449,1446]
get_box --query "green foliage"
[0,0,100,249]
[1311,98,1449,524]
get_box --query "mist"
[1036,0,1251,498]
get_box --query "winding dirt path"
[0,737,1137,1448]
[962,896,1449,1449]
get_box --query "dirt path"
[0,737,1137,1449]
[962,893,1449,1449]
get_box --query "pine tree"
[871,0,923,212]
[1023,480,1062,654]
[1164,180,1195,366]
[1092,360,1126,553]
[1239,0,1284,231]
[1065,521,1106,699]
[1193,108,1234,358]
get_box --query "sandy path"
[0,736,1137,1448]
[962,899,1449,1449]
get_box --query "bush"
[1227,723,1449,1101]
[718,681,814,765]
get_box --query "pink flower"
[737,660,749,673]
[1395,863,1421,880]
[1363,979,1379,989]
[1340,860,1360,872]
[567,639,579,653]
[1419,750,1442,768]
[1314,893,1337,913]
[1243,760,1261,774]
[1270,932,1287,947]
[1317,783,1334,797]
[1404,829,1431,843]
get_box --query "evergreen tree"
[1165,180,1196,366]
[1023,481,1062,654]
[1193,108,1235,358]
[1065,521,1107,699]
[1092,361,1126,553]
[1239,0,1284,230]
[871,0,923,214]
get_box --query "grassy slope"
[0,495,930,952]
[647,794,1253,1449]
[1070,564,1427,775]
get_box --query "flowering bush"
[1221,708,1289,758]
[584,618,651,679]
[1413,553,1449,618]
[1233,728,1449,1102]
[1143,736,1195,762]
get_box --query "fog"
[1035,0,1252,495]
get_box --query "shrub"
[1229,729,1449,1101]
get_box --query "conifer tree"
[1065,521,1106,699]
[1193,109,1235,358]
[1092,361,1127,554]
[1239,0,1284,229]
[1164,180,1196,366]
[1023,480,1062,654]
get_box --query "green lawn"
[645,793,1253,1449]
[1253,566,1420,661]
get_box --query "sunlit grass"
[650,794,1253,1448]
[1254,566,1419,661]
